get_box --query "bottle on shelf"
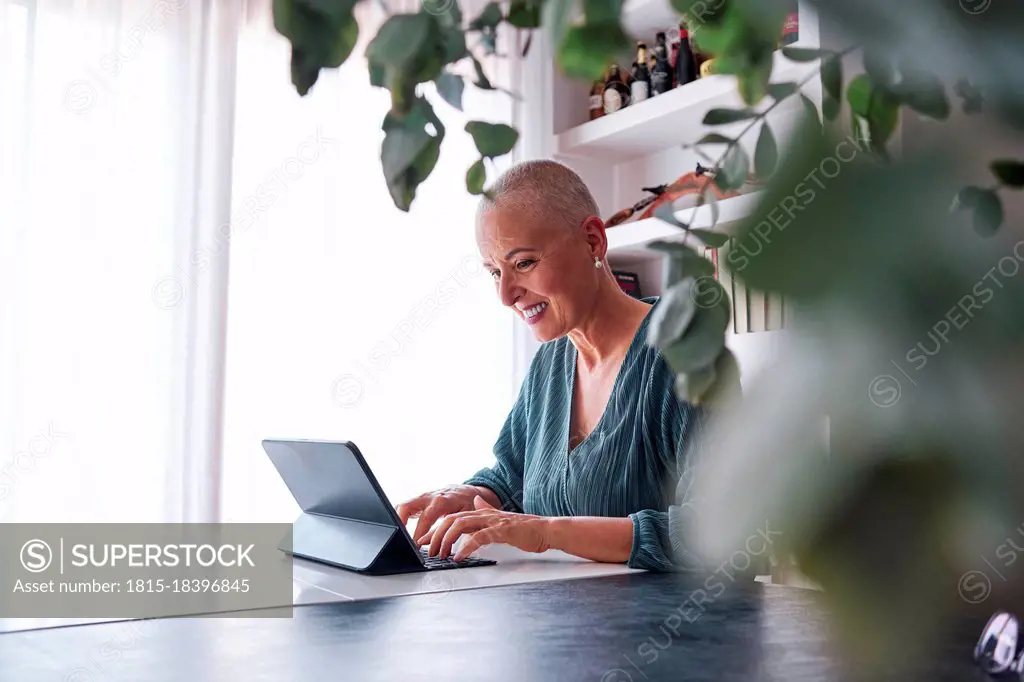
[650,31,674,95]
[781,1,799,45]
[669,29,680,74]
[675,20,698,88]
[602,64,631,114]
[630,43,651,105]
[589,78,606,120]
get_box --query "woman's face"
[476,205,599,342]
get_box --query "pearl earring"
[594,257,603,269]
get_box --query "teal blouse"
[464,297,708,572]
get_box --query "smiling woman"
[397,160,732,573]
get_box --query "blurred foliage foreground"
[270,0,1024,674]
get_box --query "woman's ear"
[580,215,608,261]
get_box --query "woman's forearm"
[545,516,634,564]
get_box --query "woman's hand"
[419,496,552,561]
[396,484,500,545]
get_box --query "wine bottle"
[675,21,698,87]
[651,32,673,95]
[781,1,799,45]
[602,64,630,114]
[630,43,651,104]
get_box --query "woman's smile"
[520,301,548,325]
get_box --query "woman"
[396,160,708,573]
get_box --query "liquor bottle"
[602,64,630,114]
[675,21,698,87]
[650,32,673,95]
[589,79,605,120]
[781,2,799,45]
[630,43,651,104]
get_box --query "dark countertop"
[0,573,992,682]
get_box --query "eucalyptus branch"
[692,46,859,229]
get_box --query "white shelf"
[554,52,817,162]
[607,191,763,259]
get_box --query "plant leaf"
[691,228,729,248]
[381,102,431,182]
[700,191,720,228]
[648,241,715,284]
[675,363,718,405]
[661,288,730,372]
[468,2,503,30]
[434,71,464,111]
[862,50,898,94]
[738,53,774,106]
[368,60,385,88]
[972,190,1004,237]
[558,23,630,81]
[466,158,486,195]
[755,123,778,180]
[952,185,984,212]
[715,145,750,192]
[655,202,687,229]
[991,160,1024,188]
[366,13,432,71]
[867,88,900,150]
[801,93,822,129]
[703,108,756,125]
[648,278,698,350]
[696,133,734,145]
[507,0,542,27]
[898,70,949,121]
[821,55,842,103]
[583,0,623,25]
[465,121,519,158]
[822,93,840,122]
[851,114,870,151]
[846,74,872,117]
[471,55,494,90]
[782,46,830,62]
[767,82,799,101]
[275,0,360,95]
[380,97,443,211]
[441,27,469,63]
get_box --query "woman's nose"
[498,272,521,308]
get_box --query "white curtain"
[0,0,239,523]
[219,0,516,523]
[0,0,517,525]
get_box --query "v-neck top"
[464,297,709,572]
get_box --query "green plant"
[273,0,1024,673]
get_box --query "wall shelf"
[553,52,817,163]
[607,191,763,259]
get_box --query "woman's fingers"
[425,512,462,555]
[411,496,458,545]
[437,514,492,559]
[396,493,431,526]
[453,528,497,562]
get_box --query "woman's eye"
[516,259,535,270]
[489,270,500,280]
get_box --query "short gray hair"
[476,159,600,230]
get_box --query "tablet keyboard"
[418,548,495,570]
